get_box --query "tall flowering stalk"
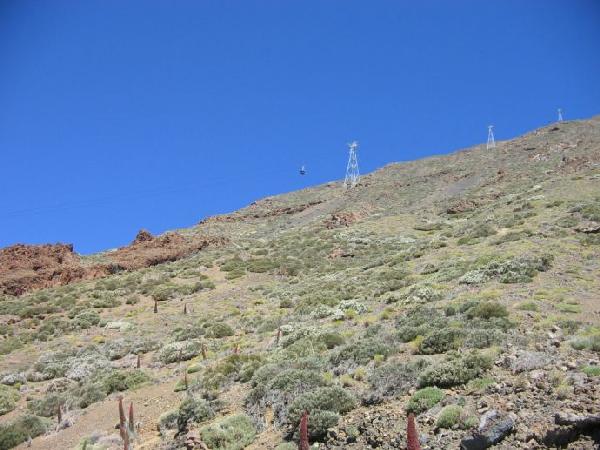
[299,410,309,450]
[407,412,421,450]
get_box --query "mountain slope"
[0,116,599,450]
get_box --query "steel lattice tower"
[486,125,496,150]
[344,141,360,189]
[558,108,564,122]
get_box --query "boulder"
[505,351,552,373]
[460,410,514,450]
[132,229,154,244]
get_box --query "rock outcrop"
[0,232,226,296]
[0,243,110,296]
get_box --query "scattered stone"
[460,410,514,450]
[555,412,600,429]
[185,430,209,449]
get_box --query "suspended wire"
[0,164,293,220]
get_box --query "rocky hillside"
[0,116,599,450]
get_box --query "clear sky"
[1,1,599,254]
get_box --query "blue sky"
[1,1,599,254]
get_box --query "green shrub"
[283,338,327,359]
[460,255,552,285]
[246,364,326,429]
[467,301,508,320]
[125,295,140,305]
[403,284,443,303]
[262,369,323,395]
[201,354,264,390]
[73,382,107,408]
[206,322,235,338]
[159,410,179,430]
[570,333,600,352]
[199,414,257,450]
[580,233,600,246]
[90,293,120,309]
[581,366,600,377]
[28,392,67,417]
[330,339,392,368]
[371,268,413,297]
[444,305,457,316]
[30,349,72,380]
[220,257,245,272]
[0,300,24,317]
[436,405,463,429]
[99,370,150,394]
[419,328,465,354]
[151,283,197,301]
[466,376,495,393]
[177,397,215,433]
[580,202,600,221]
[460,223,497,239]
[464,329,504,349]
[555,383,573,400]
[287,387,356,439]
[0,415,51,449]
[96,278,120,291]
[151,285,174,302]
[246,258,279,273]
[279,298,294,308]
[419,352,493,388]
[72,310,101,329]
[172,325,205,341]
[396,325,429,343]
[297,409,339,440]
[288,386,356,421]
[492,231,531,245]
[396,307,444,327]
[38,317,69,340]
[158,341,202,363]
[517,302,539,311]
[19,304,59,319]
[281,328,342,349]
[320,332,345,349]
[414,222,443,231]
[556,216,578,228]
[556,319,581,335]
[457,236,478,245]
[0,336,28,356]
[369,359,429,397]
[406,387,444,414]
[0,385,19,416]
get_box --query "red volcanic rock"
[0,243,109,296]
[446,199,478,214]
[109,232,226,270]
[324,211,360,229]
[132,229,154,244]
[0,232,227,296]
